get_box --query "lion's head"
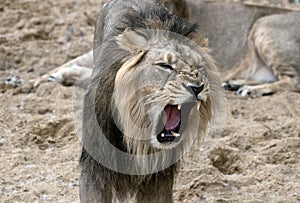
[110,27,221,153]
[83,9,223,174]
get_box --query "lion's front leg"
[79,150,113,203]
[135,171,175,203]
[79,171,112,203]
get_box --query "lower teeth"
[172,132,181,137]
[160,132,181,138]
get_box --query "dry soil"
[1,0,299,202]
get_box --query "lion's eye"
[155,62,174,70]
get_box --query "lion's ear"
[116,28,148,54]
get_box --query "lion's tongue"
[164,105,181,131]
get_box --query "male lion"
[223,12,300,97]
[30,0,222,202]
[77,0,223,202]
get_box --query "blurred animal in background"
[34,6,300,99]
[33,50,93,88]
[223,12,300,97]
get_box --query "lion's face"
[112,29,219,151]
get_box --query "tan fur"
[32,50,93,88]
[114,51,146,87]
[223,12,300,97]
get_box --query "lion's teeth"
[178,105,181,110]
[172,132,181,137]
[161,133,165,138]
[197,102,201,111]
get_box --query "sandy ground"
[1,0,300,202]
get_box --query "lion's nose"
[190,83,204,97]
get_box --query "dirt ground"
[1,0,300,202]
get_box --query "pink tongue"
[164,105,181,131]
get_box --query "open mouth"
[156,103,195,144]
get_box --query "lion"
[223,12,300,97]
[77,0,222,202]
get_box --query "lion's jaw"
[109,28,220,154]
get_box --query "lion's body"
[224,12,300,96]
[78,0,221,202]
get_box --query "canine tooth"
[172,132,181,137]
[197,102,201,111]
[198,94,207,102]
[178,105,181,110]
[161,133,165,138]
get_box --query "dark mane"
[122,7,199,37]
